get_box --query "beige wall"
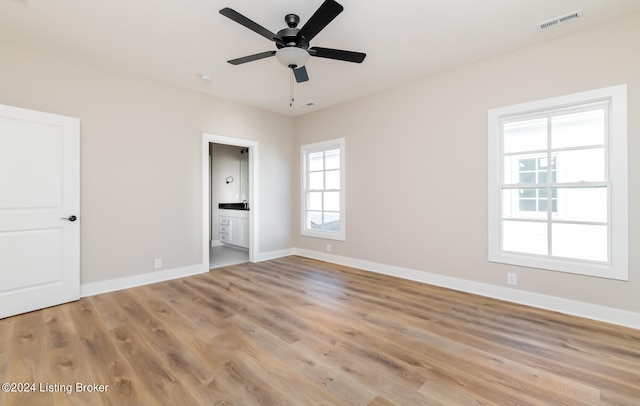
[0,42,295,284]
[295,14,640,313]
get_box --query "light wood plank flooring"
[1,256,639,405]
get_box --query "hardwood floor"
[1,255,639,405]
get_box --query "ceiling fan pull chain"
[289,69,294,107]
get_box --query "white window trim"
[301,138,346,241]
[488,84,628,280]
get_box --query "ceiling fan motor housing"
[277,26,309,49]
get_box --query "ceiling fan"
[219,0,366,83]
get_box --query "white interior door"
[0,104,80,319]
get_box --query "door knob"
[60,215,78,222]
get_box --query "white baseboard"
[80,246,296,298]
[81,264,206,298]
[294,249,640,330]
[254,247,296,262]
[211,239,223,247]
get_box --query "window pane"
[308,191,322,210]
[502,221,548,255]
[556,187,607,222]
[309,151,323,171]
[325,170,340,190]
[538,157,548,168]
[552,223,607,262]
[538,171,547,183]
[538,200,547,212]
[325,149,340,170]
[504,154,545,184]
[307,211,341,232]
[520,189,535,198]
[519,172,536,184]
[502,189,546,219]
[551,109,605,149]
[555,148,605,182]
[309,172,323,190]
[520,158,536,171]
[323,212,341,232]
[504,118,547,153]
[519,200,536,211]
[324,191,340,211]
[306,211,323,230]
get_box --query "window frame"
[301,138,346,241]
[488,85,628,280]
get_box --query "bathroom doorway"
[202,133,259,270]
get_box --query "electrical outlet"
[154,258,162,269]
[326,244,331,253]
[507,272,517,285]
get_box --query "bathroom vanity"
[218,205,249,248]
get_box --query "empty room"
[1,0,639,405]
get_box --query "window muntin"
[301,139,345,240]
[488,85,628,280]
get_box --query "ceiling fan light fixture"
[276,47,310,68]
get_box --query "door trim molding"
[202,133,259,272]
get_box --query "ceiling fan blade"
[298,0,343,42]
[228,50,276,65]
[220,8,284,46]
[293,66,309,83]
[309,47,366,63]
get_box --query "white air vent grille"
[537,10,582,30]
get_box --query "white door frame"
[202,133,258,270]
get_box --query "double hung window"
[488,85,627,280]
[301,138,345,240]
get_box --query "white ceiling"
[2,0,640,117]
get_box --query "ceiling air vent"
[537,10,582,30]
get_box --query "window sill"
[489,251,627,281]
[301,230,345,241]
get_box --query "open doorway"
[202,133,259,271]
[210,143,249,268]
